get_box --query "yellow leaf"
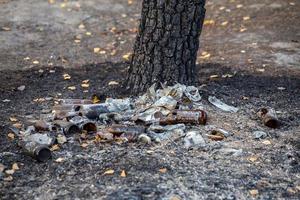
[262,140,271,145]
[203,19,215,26]
[248,156,258,162]
[85,32,92,36]
[9,117,18,122]
[12,163,19,171]
[67,86,76,91]
[120,170,126,177]
[110,49,117,56]
[92,95,100,104]
[94,47,101,53]
[81,83,90,88]
[63,73,71,80]
[199,51,211,59]
[249,189,258,196]
[122,53,132,61]
[159,168,167,173]
[210,75,219,79]
[7,133,15,140]
[55,157,64,163]
[103,169,114,175]
[50,144,60,151]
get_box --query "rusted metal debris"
[257,108,279,128]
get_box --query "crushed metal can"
[159,110,207,125]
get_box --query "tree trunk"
[126,0,206,94]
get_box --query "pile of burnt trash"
[11,84,280,162]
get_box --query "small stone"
[184,130,206,149]
[138,134,151,144]
[253,131,267,139]
[0,163,5,172]
[57,134,67,144]
[17,85,26,91]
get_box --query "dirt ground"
[0,0,300,199]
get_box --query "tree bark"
[126,0,206,94]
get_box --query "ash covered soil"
[0,0,300,199]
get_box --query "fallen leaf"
[55,157,64,163]
[12,163,19,171]
[67,86,76,91]
[103,169,114,175]
[287,188,296,194]
[221,21,228,26]
[210,75,219,79]
[199,51,211,59]
[256,68,265,72]
[122,53,132,61]
[128,0,133,5]
[159,168,167,173]
[81,83,90,88]
[262,140,271,145]
[296,185,300,191]
[108,81,119,86]
[82,79,89,84]
[33,60,39,64]
[7,133,15,140]
[92,95,100,104]
[85,32,92,36]
[0,164,5,172]
[9,117,18,122]
[2,26,11,31]
[4,176,13,181]
[80,143,89,148]
[240,28,247,32]
[236,4,243,8]
[243,16,250,21]
[110,49,117,56]
[48,0,55,4]
[249,189,258,196]
[5,169,15,175]
[120,170,126,177]
[60,3,66,8]
[13,123,22,129]
[50,144,60,151]
[74,39,81,43]
[78,24,85,29]
[23,57,30,60]
[203,19,215,26]
[248,156,259,162]
[94,47,101,53]
[63,73,71,80]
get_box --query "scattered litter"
[208,96,239,113]
[253,131,268,139]
[257,108,279,128]
[184,130,206,149]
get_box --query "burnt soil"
[0,0,300,199]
